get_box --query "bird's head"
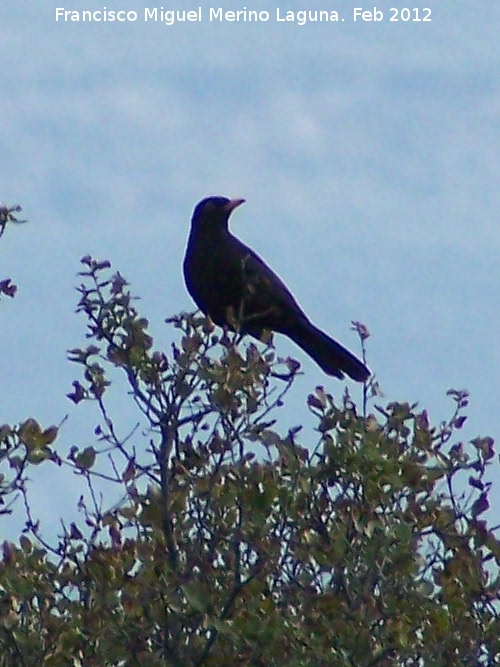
[191,196,245,232]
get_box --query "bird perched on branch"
[183,196,370,382]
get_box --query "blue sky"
[1,1,500,538]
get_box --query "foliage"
[1,253,499,667]
[0,203,25,302]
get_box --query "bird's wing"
[229,238,308,331]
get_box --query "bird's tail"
[287,320,370,382]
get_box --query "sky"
[1,1,500,540]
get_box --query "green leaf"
[75,446,96,470]
[182,583,207,613]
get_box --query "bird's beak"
[224,198,245,213]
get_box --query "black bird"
[183,196,370,382]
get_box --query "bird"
[183,196,370,382]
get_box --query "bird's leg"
[225,305,241,333]
[225,300,267,345]
[226,296,251,333]
[228,300,249,344]
[221,306,246,345]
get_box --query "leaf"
[0,278,17,298]
[122,459,136,483]
[471,436,495,461]
[41,426,58,446]
[19,418,43,449]
[469,476,484,490]
[75,447,96,471]
[19,536,32,554]
[67,380,86,404]
[27,449,51,464]
[181,583,207,613]
[471,492,489,518]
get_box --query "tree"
[1,243,499,666]
[0,203,23,302]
